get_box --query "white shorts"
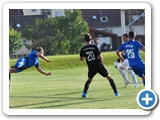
[120,59,131,69]
[114,61,120,68]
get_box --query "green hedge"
[10,51,145,71]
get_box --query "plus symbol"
[142,93,153,105]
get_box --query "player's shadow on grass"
[52,91,81,96]
[9,90,113,109]
[9,95,111,109]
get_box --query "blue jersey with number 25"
[118,40,144,67]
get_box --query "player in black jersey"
[80,34,119,98]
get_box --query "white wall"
[23,9,66,18]
[23,9,41,15]
[108,26,145,36]
[125,25,145,35]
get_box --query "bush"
[9,51,145,71]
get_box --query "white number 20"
[86,51,95,61]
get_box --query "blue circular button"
[137,89,158,110]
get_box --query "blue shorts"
[131,61,145,78]
[14,57,28,73]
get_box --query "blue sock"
[143,80,145,86]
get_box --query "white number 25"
[126,49,135,59]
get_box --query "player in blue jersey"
[114,34,138,88]
[9,47,52,90]
[116,31,145,86]
[80,34,119,98]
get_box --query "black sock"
[83,80,91,93]
[143,79,145,86]
[9,73,10,80]
[109,79,117,93]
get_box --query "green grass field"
[9,52,145,109]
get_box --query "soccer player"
[9,47,52,90]
[116,31,145,86]
[80,34,119,98]
[114,34,138,88]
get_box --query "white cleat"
[134,83,139,88]
[124,81,131,88]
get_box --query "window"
[100,16,108,22]
[130,26,134,31]
[142,12,145,18]
[65,9,72,11]
[107,28,112,33]
[41,9,51,15]
[92,15,97,20]
[31,9,37,12]
[55,10,64,17]
[132,15,139,20]
[16,24,21,27]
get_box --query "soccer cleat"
[134,83,139,88]
[114,92,120,96]
[124,80,131,88]
[82,92,87,98]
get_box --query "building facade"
[23,9,73,18]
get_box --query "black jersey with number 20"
[80,44,102,67]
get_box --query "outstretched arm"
[36,67,51,76]
[37,53,51,62]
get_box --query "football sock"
[118,68,129,83]
[128,70,138,84]
[9,85,11,91]
[109,79,117,93]
[143,79,145,86]
[83,80,91,93]
[9,73,11,91]
[9,73,10,80]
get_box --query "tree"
[63,10,89,54]
[23,9,89,55]
[23,18,44,51]
[9,26,23,54]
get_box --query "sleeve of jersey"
[136,41,144,49]
[33,51,38,55]
[118,45,124,51]
[80,48,84,57]
[96,46,101,55]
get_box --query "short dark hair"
[129,31,136,39]
[123,33,129,37]
[36,47,43,52]
[84,34,91,42]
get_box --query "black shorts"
[88,64,109,78]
